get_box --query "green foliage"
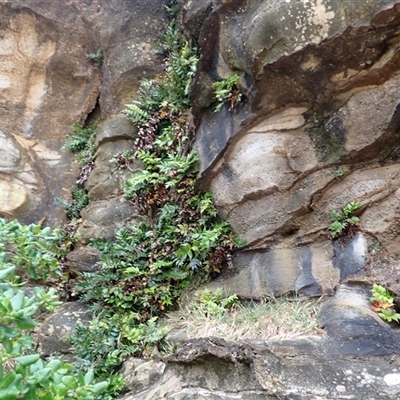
[86,49,103,67]
[62,124,96,167]
[327,201,360,238]
[56,185,89,220]
[212,72,243,112]
[0,223,108,400]
[370,283,395,303]
[58,124,95,234]
[333,168,344,179]
[73,17,244,393]
[369,284,400,323]
[124,20,198,122]
[191,289,239,317]
[0,219,64,281]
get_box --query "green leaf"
[84,369,94,385]
[46,359,61,372]
[23,387,38,400]
[61,375,77,390]
[0,266,15,280]
[10,291,24,312]
[2,337,13,354]
[92,381,109,394]
[15,354,40,367]
[0,388,19,400]
[15,316,36,330]
[0,370,17,389]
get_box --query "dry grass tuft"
[164,294,325,342]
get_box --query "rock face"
[119,284,400,400]
[188,0,400,297]
[4,1,400,399]
[0,0,168,226]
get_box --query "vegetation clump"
[57,124,96,244]
[370,284,400,323]
[327,201,360,242]
[212,72,243,113]
[69,16,244,397]
[165,291,322,341]
[86,49,103,67]
[0,219,108,399]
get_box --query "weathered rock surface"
[37,302,91,361]
[76,196,140,245]
[119,283,400,400]
[186,0,400,297]
[0,0,167,226]
[5,1,400,399]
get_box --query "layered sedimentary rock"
[188,0,400,297]
[0,0,167,226]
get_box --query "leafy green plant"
[212,72,243,112]
[327,201,360,239]
[190,289,239,317]
[369,284,400,323]
[86,49,103,67]
[56,185,89,220]
[0,219,64,281]
[62,124,96,169]
[0,223,108,400]
[58,124,96,241]
[72,16,244,393]
[333,168,344,180]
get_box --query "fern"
[125,103,150,125]
[56,185,88,219]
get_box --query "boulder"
[76,196,140,245]
[37,302,92,360]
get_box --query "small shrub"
[369,284,400,323]
[86,49,103,67]
[0,219,64,281]
[333,168,344,180]
[0,222,109,399]
[327,201,360,240]
[212,72,243,112]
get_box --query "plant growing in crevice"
[369,284,400,323]
[327,201,360,243]
[56,185,89,220]
[62,124,96,184]
[71,16,245,394]
[57,124,96,243]
[212,72,243,113]
[190,289,239,317]
[86,49,103,67]
[333,168,344,180]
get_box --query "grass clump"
[165,292,323,341]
